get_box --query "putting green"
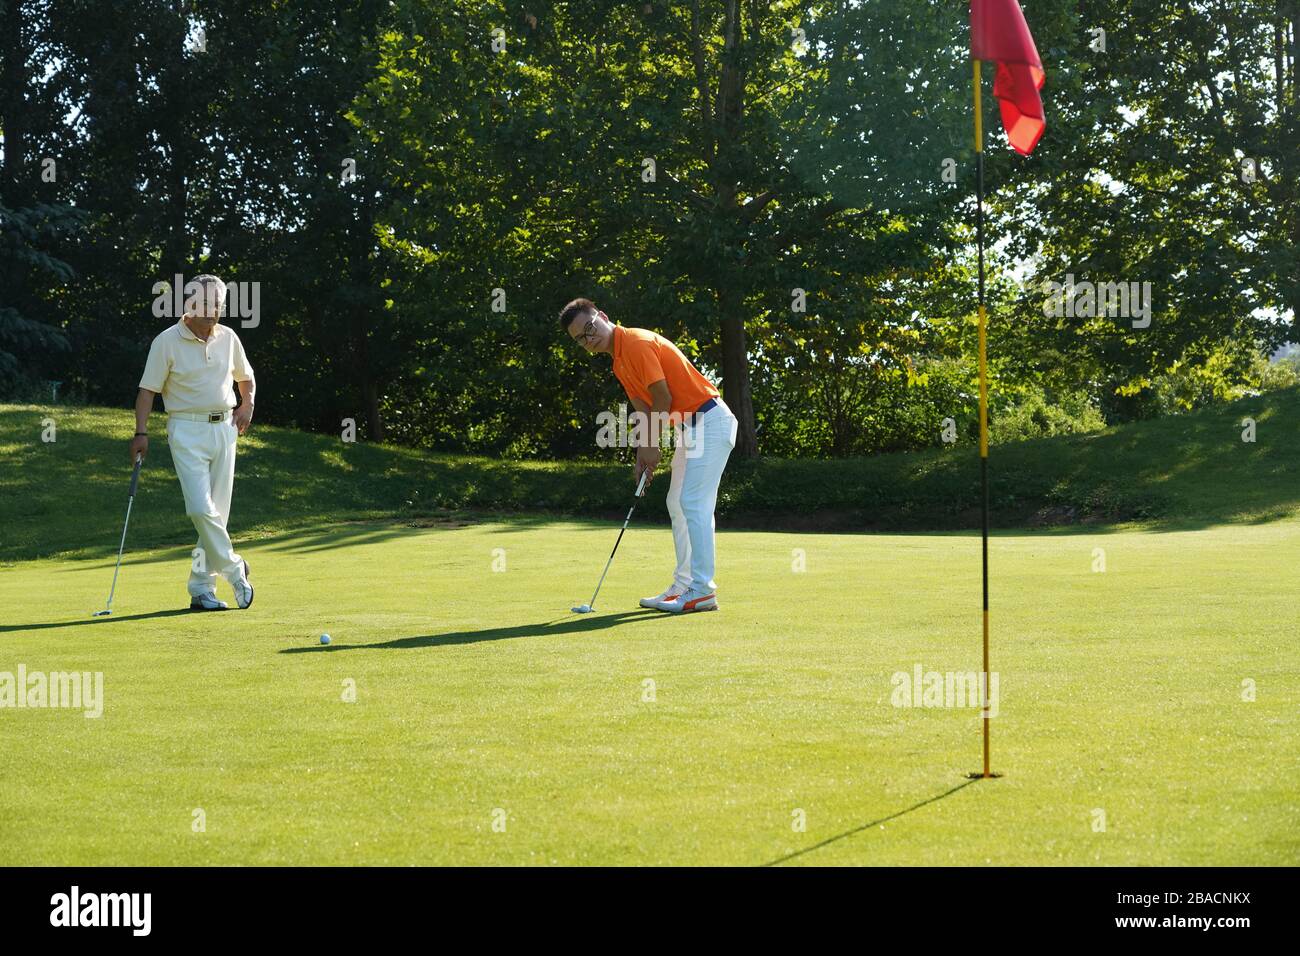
[1,516,1296,865]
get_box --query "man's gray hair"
[188,273,228,315]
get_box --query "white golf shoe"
[189,592,228,612]
[661,588,718,614]
[230,560,255,609]
[640,585,683,611]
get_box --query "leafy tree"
[1000,0,1299,420]
[7,0,1293,462]
[0,201,80,388]
[354,0,1073,457]
[0,0,84,394]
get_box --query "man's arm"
[130,389,156,462]
[645,379,672,426]
[630,379,672,486]
[233,375,256,434]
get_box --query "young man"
[129,274,256,611]
[561,298,737,613]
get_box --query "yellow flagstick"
[973,59,995,780]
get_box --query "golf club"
[572,469,648,614]
[94,453,143,617]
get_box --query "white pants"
[665,399,738,594]
[167,417,243,596]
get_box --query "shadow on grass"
[0,405,631,563]
[0,608,195,633]
[48,519,482,571]
[279,609,661,654]
[761,777,981,867]
[42,501,1300,586]
[49,513,586,572]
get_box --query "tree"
[354,0,1071,457]
[0,0,83,393]
[999,0,1299,419]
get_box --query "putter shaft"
[581,470,648,611]
[99,455,143,615]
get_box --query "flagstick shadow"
[761,777,981,867]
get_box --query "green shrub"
[1258,353,1300,392]
[990,387,1105,444]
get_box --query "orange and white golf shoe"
[662,588,718,614]
[640,585,683,611]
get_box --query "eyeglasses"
[576,318,597,344]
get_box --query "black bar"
[0,867,1284,941]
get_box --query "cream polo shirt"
[139,320,254,413]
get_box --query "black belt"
[682,397,717,427]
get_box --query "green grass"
[1,395,1296,865]
[1,517,1297,865]
[2,387,1298,561]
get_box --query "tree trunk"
[350,297,385,442]
[362,376,384,443]
[165,155,188,276]
[161,14,191,277]
[719,285,757,457]
[711,0,759,457]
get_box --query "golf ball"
[320,633,331,645]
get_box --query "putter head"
[571,604,593,614]
[92,609,111,617]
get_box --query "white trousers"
[167,417,243,596]
[665,399,738,594]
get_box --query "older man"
[129,274,256,610]
[561,298,737,613]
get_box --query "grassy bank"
[1,387,1295,561]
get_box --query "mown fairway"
[3,514,1296,865]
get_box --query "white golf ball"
[320,633,331,645]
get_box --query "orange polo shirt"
[611,325,719,414]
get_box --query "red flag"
[971,0,1045,155]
